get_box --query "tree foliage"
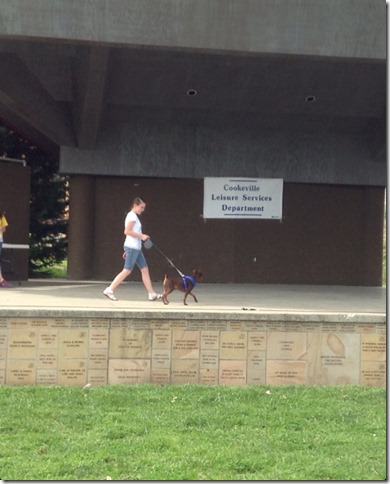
[0,126,68,274]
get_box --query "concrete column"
[67,175,95,280]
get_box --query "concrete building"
[0,0,386,285]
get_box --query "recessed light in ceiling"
[305,95,316,102]
[187,89,198,96]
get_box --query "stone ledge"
[0,308,385,324]
[0,314,385,387]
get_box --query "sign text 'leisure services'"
[203,177,283,219]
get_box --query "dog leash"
[143,239,185,277]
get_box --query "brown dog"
[162,269,203,305]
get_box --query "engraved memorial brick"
[300,322,318,332]
[8,330,37,359]
[376,324,386,334]
[88,349,108,369]
[321,323,340,332]
[9,318,29,328]
[50,319,71,328]
[0,330,7,349]
[188,321,208,331]
[219,360,247,386]
[7,360,36,385]
[267,332,306,360]
[227,322,246,331]
[220,331,247,359]
[87,369,108,385]
[111,320,130,329]
[109,329,152,358]
[153,330,171,349]
[170,321,188,329]
[284,323,303,332]
[172,330,200,359]
[246,322,266,331]
[265,322,283,332]
[200,368,218,385]
[38,350,57,369]
[171,359,199,384]
[248,332,266,351]
[247,369,266,385]
[70,319,89,328]
[206,321,227,331]
[58,359,87,386]
[307,333,360,385]
[108,359,151,384]
[340,324,357,333]
[201,331,219,350]
[200,350,219,369]
[151,368,170,385]
[151,321,170,330]
[266,360,307,385]
[152,349,171,369]
[59,330,88,359]
[356,323,376,334]
[37,369,57,385]
[90,319,110,328]
[247,350,266,371]
[361,334,386,361]
[360,361,386,387]
[31,319,49,327]
[131,321,151,330]
[89,328,109,348]
[323,332,356,360]
[39,330,58,348]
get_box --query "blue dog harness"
[182,275,197,290]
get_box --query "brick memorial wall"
[0,317,385,387]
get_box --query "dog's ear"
[194,268,203,279]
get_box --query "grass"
[31,260,67,279]
[0,384,386,481]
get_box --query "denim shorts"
[123,246,148,271]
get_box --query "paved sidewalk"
[0,279,385,317]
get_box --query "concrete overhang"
[0,0,385,165]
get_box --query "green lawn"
[30,260,67,279]
[0,384,386,481]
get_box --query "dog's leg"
[162,278,174,305]
[183,286,198,305]
[163,287,173,304]
[183,290,191,305]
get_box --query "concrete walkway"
[0,279,385,317]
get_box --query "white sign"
[203,177,283,219]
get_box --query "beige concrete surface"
[0,279,385,319]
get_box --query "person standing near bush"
[0,209,11,287]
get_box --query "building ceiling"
[0,38,385,160]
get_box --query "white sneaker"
[103,287,117,301]
[148,293,162,301]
